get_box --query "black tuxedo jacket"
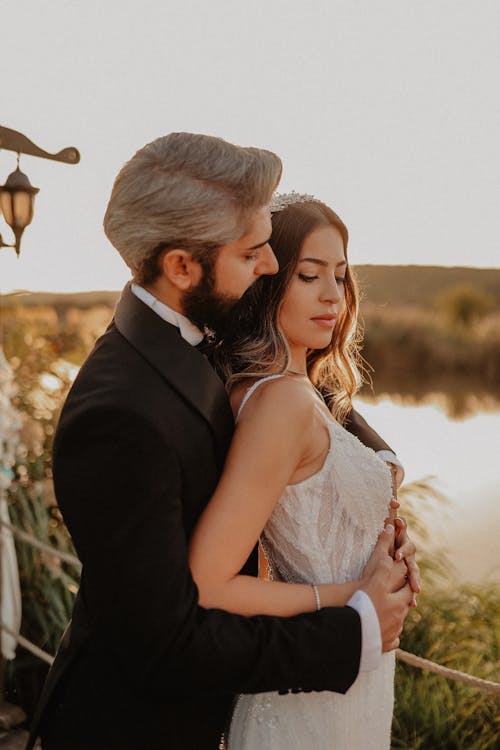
[28,284,391,750]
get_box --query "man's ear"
[160,249,203,291]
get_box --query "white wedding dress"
[227,375,396,750]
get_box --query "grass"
[393,583,500,749]
[391,480,500,749]
[6,462,80,716]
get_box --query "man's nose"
[255,244,279,276]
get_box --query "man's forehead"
[245,206,272,237]
[219,206,271,253]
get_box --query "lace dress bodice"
[228,375,396,749]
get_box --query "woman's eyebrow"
[299,257,347,268]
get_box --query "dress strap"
[235,374,285,422]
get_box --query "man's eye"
[298,273,318,282]
[245,253,258,261]
[336,277,346,284]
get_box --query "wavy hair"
[103,132,282,276]
[213,200,364,423]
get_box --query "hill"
[0,289,120,310]
[1,265,499,310]
[354,265,500,307]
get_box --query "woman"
[189,193,405,748]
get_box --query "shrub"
[435,284,496,328]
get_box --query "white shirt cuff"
[347,589,382,672]
[376,450,405,488]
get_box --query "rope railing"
[2,519,499,695]
[0,620,54,666]
[396,649,500,695]
[0,518,81,570]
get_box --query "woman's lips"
[311,314,337,329]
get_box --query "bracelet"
[311,583,321,611]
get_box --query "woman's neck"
[287,348,308,376]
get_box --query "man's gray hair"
[103,132,282,271]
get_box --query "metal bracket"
[0,126,80,165]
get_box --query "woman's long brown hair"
[213,200,364,423]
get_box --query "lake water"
[354,390,500,585]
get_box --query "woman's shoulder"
[230,374,315,425]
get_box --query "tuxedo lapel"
[114,284,234,465]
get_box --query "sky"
[1,0,499,293]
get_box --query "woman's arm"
[189,379,364,616]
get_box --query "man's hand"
[361,525,413,652]
[386,500,421,606]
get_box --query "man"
[28,133,417,750]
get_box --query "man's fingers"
[395,582,413,609]
[391,559,409,592]
[394,537,415,563]
[394,517,408,549]
[380,584,412,652]
[382,620,405,653]
[394,515,407,530]
[405,551,421,593]
[395,540,421,594]
[388,583,412,621]
[395,539,416,561]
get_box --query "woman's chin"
[305,334,334,351]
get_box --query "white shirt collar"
[130,283,204,346]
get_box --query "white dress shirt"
[131,283,204,346]
[131,283,405,673]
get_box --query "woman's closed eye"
[298,273,346,284]
[298,273,319,282]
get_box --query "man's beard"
[181,265,239,339]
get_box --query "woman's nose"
[321,278,343,303]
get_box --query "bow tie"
[195,330,218,356]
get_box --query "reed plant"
[2,310,82,713]
[6,475,80,715]
[392,480,500,749]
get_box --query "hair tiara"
[269,190,318,213]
